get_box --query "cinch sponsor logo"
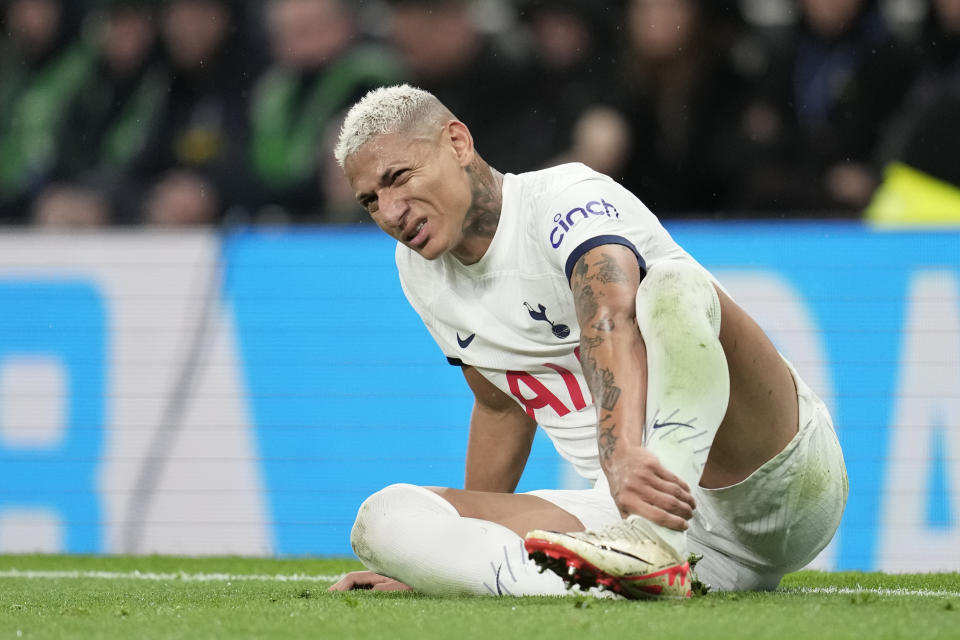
[549,199,620,248]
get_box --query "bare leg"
[427,487,586,536]
[702,287,799,488]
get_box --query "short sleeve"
[535,172,650,283]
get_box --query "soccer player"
[327,85,848,599]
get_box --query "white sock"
[350,483,570,596]
[633,261,730,556]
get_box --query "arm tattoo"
[580,334,603,350]
[580,352,597,384]
[574,255,590,279]
[595,368,621,411]
[572,248,637,465]
[591,318,615,332]
[598,415,618,464]
[571,251,633,327]
[579,334,602,381]
[596,253,628,285]
[575,283,599,323]
[572,251,631,289]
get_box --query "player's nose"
[378,190,409,230]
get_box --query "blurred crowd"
[1,0,959,227]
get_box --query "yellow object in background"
[866,162,960,227]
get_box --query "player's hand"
[327,571,412,592]
[604,445,696,531]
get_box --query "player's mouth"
[404,219,428,246]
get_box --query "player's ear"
[445,120,475,168]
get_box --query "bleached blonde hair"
[334,84,453,167]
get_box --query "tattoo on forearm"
[580,334,603,351]
[598,416,618,463]
[579,335,601,377]
[591,317,615,332]
[596,367,621,410]
[580,351,597,382]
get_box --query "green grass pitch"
[2,555,959,639]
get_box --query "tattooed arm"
[572,245,696,530]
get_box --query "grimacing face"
[344,122,476,261]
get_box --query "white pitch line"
[0,569,345,583]
[2,572,957,599]
[790,586,960,599]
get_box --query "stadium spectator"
[131,0,259,225]
[912,0,960,87]
[863,0,960,224]
[32,183,111,228]
[576,0,754,215]
[898,0,960,183]
[554,105,633,178]
[387,0,544,172]
[0,0,93,223]
[737,0,917,212]
[517,0,621,166]
[885,0,960,180]
[142,168,222,225]
[3,0,959,224]
[245,0,402,223]
[34,0,169,226]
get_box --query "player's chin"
[412,237,445,260]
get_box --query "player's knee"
[350,483,455,568]
[351,484,408,568]
[636,260,720,338]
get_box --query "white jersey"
[397,163,699,482]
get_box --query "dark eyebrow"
[382,167,407,185]
[357,168,405,204]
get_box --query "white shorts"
[525,361,849,592]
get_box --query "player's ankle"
[624,514,687,558]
